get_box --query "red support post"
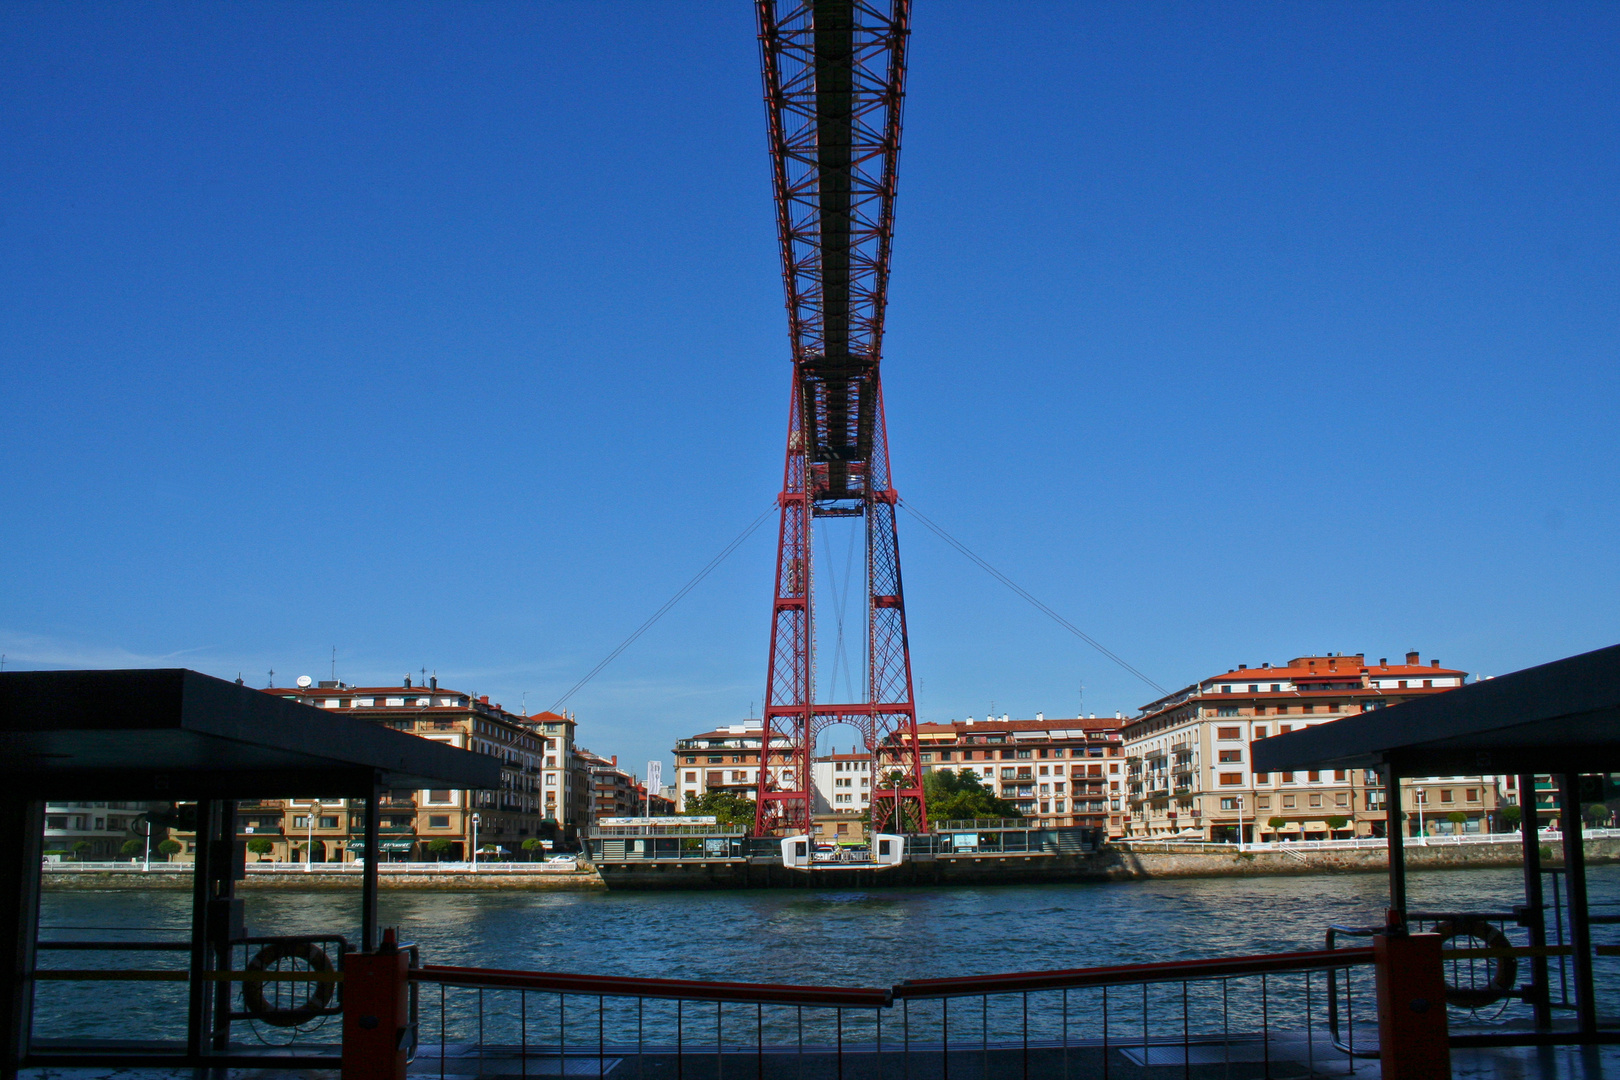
[1373,932,1450,1080]
[342,928,410,1080]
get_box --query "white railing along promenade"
[43,859,584,874]
[1116,827,1620,854]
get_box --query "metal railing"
[408,947,1378,1080]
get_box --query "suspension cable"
[898,498,1167,696]
[548,503,778,713]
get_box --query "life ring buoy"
[242,940,335,1027]
[1433,916,1518,1009]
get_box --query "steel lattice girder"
[754,0,924,839]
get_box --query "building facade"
[239,679,563,860]
[43,802,153,860]
[674,714,1124,834]
[911,714,1125,834]
[1122,651,1505,841]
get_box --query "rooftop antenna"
[421,667,427,687]
[521,692,528,715]
[267,669,275,689]
[331,647,337,681]
[1077,681,1085,719]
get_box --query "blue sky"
[3,3,1617,779]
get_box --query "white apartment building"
[813,752,871,814]
[1123,651,1504,841]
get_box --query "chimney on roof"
[404,674,412,688]
[1036,711,1043,721]
[1432,659,1440,668]
[612,755,617,766]
[1238,664,1246,670]
[1406,651,1420,666]
[430,676,438,690]
[480,695,489,705]
[1380,658,1388,667]
[1114,711,1122,720]
[1261,662,1269,669]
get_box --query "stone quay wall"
[43,836,1617,891]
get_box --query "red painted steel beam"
[892,948,1378,999]
[416,965,893,1008]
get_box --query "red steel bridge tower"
[753,0,927,837]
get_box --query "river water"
[34,866,1620,1048]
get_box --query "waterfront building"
[1122,651,1505,841]
[672,720,794,807]
[42,801,155,860]
[580,749,646,823]
[812,751,871,815]
[911,714,1125,834]
[674,715,1122,834]
[226,678,569,859]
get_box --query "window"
[429,790,452,803]
[428,815,450,828]
[1248,684,1258,693]
[1219,772,1243,786]
[1221,685,1232,693]
[1039,765,1049,776]
[1466,788,1478,802]
[1217,727,1241,740]
[1282,772,1295,783]
[1334,770,1347,781]
[1253,726,1267,740]
[1423,679,1432,688]
[1336,793,1349,807]
[1017,749,1032,759]
[1307,771,1320,782]
[836,823,849,836]
[685,756,696,764]
[1398,680,1408,689]
[319,816,338,828]
[292,816,309,828]
[1217,706,1239,717]
[685,772,696,783]
[1254,772,1269,783]
[1270,684,1280,692]
[1308,794,1322,808]
[1303,705,1315,714]
[1218,750,1242,763]
[707,755,723,764]
[1280,725,1293,734]
[1282,795,1297,809]
[1257,796,1271,809]
[1220,797,1239,811]
[1440,789,1454,803]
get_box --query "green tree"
[1584,802,1611,826]
[71,840,92,861]
[426,837,454,861]
[1446,811,1468,832]
[521,838,545,862]
[120,839,142,859]
[1266,816,1288,831]
[683,790,758,829]
[157,839,182,861]
[1498,804,1523,830]
[921,770,1022,825]
[1325,815,1350,832]
[246,837,274,858]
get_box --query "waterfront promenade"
[41,829,1620,891]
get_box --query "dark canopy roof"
[0,668,500,798]
[1251,643,1620,777]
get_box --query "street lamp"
[134,813,153,872]
[471,812,481,872]
[305,801,323,873]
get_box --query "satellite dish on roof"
[296,675,313,688]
